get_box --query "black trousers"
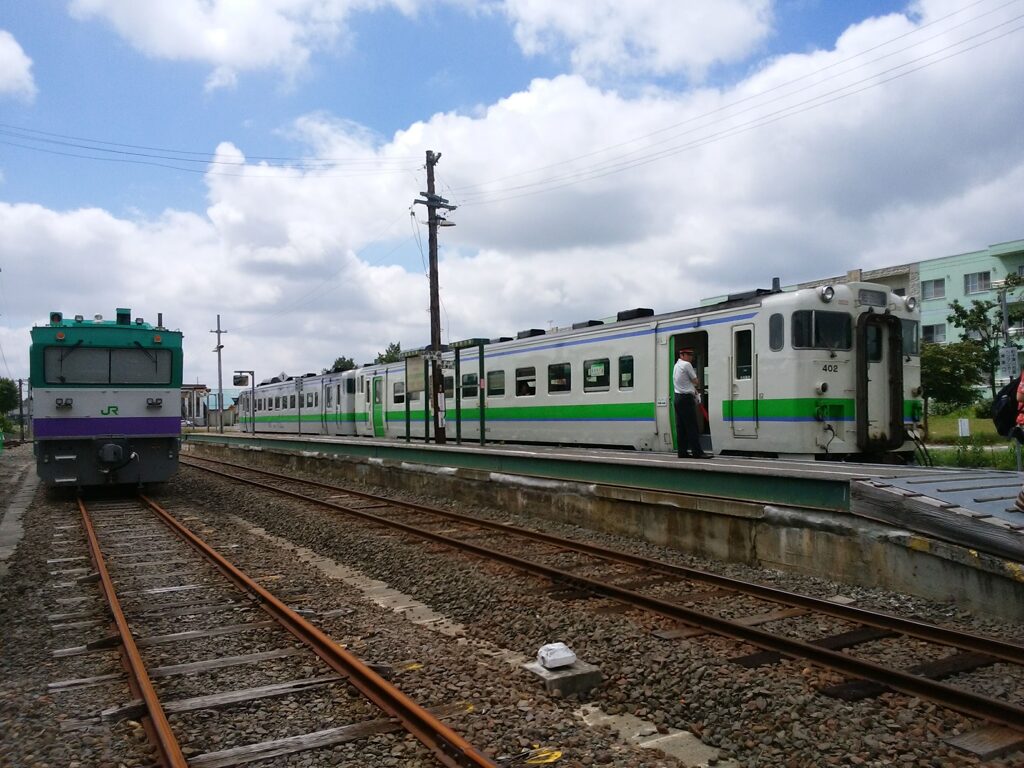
[674,392,702,457]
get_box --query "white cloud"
[67,0,416,90]
[0,30,37,100]
[502,0,773,80]
[3,0,1023,386]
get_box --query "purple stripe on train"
[33,417,181,439]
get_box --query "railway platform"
[186,432,1023,619]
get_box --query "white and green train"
[240,281,923,461]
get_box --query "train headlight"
[818,285,835,303]
[904,296,918,312]
[815,381,829,395]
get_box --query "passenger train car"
[30,308,184,487]
[239,281,923,461]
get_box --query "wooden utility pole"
[210,316,227,434]
[414,150,457,444]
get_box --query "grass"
[925,412,1001,444]
[918,408,1024,468]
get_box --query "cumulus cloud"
[502,0,773,80]
[0,30,37,100]
[67,0,417,90]
[3,0,1023,385]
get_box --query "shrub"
[929,401,962,416]
[973,398,994,419]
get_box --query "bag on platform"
[991,375,1021,438]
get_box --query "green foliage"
[374,341,402,364]
[928,401,962,417]
[919,341,985,408]
[973,398,994,419]
[929,438,1022,469]
[328,356,356,373]
[0,378,18,415]
[0,415,12,435]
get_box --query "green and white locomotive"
[30,308,184,486]
[240,280,922,461]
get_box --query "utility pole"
[210,315,227,434]
[413,150,457,444]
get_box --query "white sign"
[958,418,970,438]
[1000,346,1020,379]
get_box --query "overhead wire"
[456,10,1024,207]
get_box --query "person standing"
[1015,373,1024,512]
[673,348,711,459]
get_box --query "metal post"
[478,343,485,446]
[455,349,462,444]
[423,358,430,443]
[210,315,227,434]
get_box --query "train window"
[618,356,634,390]
[111,348,173,384]
[487,370,505,397]
[792,310,852,350]
[326,388,332,407]
[444,376,454,399]
[409,390,421,402]
[347,379,355,395]
[548,363,571,394]
[735,329,753,380]
[394,382,405,404]
[516,367,537,397]
[901,320,920,355]
[44,347,107,384]
[275,396,281,409]
[306,392,313,407]
[314,392,318,407]
[584,358,610,392]
[866,325,883,362]
[462,373,478,398]
[373,383,381,404]
[769,314,784,351]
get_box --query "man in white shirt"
[673,348,711,458]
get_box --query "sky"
[1,0,1022,388]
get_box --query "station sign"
[1000,346,1020,379]
[406,356,426,393]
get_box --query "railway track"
[182,454,1024,749]
[47,493,495,767]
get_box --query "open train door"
[856,312,904,452]
[669,331,710,454]
[730,323,757,439]
[372,376,385,437]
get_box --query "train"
[238,280,924,461]
[30,308,184,487]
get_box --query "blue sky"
[1,0,1022,385]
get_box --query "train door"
[372,376,385,437]
[856,313,903,451]
[321,380,329,434]
[730,324,757,438]
[669,332,709,454]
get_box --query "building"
[181,384,210,426]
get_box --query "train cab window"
[866,325,883,362]
[792,310,852,350]
[584,358,610,392]
[43,347,106,385]
[111,348,173,384]
[901,320,920,356]
[461,373,478,398]
[487,370,505,397]
[769,314,784,351]
[516,367,537,397]
[618,356,634,390]
[444,376,454,399]
[548,363,571,394]
[735,329,753,380]
[394,382,405,404]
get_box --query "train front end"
[30,308,184,487]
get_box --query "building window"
[583,358,610,392]
[921,278,945,300]
[964,271,991,294]
[548,363,572,393]
[922,324,946,344]
[487,370,505,397]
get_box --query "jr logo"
[100,406,119,415]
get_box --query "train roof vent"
[726,287,774,302]
[116,308,131,325]
[616,308,654,322]
[269,376,282,384]
[572,319,604,329]
[492,336,513,343]
[517,328,546,339]
[304,372,317,377]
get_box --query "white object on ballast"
[537,642,577,669]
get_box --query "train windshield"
[791,310,852,350]
[44,346,173,385]
[901,319,920,356]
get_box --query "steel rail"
[183,456,1024,666]
[137,494,495,768]
[77,497,188,768]
[182,459,1024,730]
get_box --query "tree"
[919,341,986,410]
[326,356,356,374]
[374,341,402,364]
[0,378,18,415]
[947,273,1024,397]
